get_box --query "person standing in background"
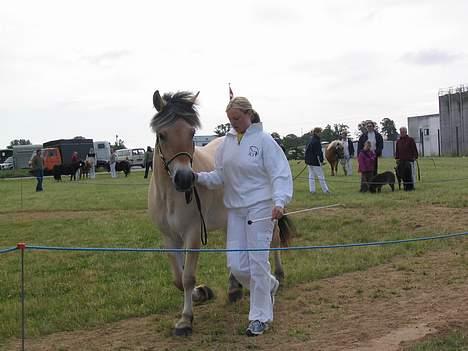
[110,149,117,178]
[86,148,97,179]
[358,140,375,192]
[144,146,153,179]
[31,149,44,192]
[395,126,418,191]
[340,131,354,176]
[357,121,383,176]
[304,127,330,193]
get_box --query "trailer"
[43,139,93,163]
[12,144,43,169]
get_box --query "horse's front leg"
[174,235,214,336]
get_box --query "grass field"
[0,158,467,349]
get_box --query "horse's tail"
[278,215,296,247]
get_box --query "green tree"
[357,120,378,135]
[283,133,305,160]
[214,123,231,137]
[321,124,349,142]
[380,118,399,141]
[9,139,32,148]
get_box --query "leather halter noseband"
[156,136,208,245]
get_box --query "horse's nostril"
[174,170,194,191]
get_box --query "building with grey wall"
[407,114,440,156]
[193,135,217,147]
[438,85,468,156]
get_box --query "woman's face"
[227,108,252,133]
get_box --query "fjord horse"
[325,140,345,176]
[148,91,292,336]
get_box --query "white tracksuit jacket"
[197,123,293,208]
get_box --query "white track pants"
[110,163,117,178]
[340,157,353,176]
[226,201,278,323]
[307,165,329,193]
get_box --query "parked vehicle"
[116,148,145,168]
[0,156,14,170]
[38,138,94,174]
[93,141,111,168]
[0,149,13,164]
[13,144,43,169]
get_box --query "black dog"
[368,171,395,193]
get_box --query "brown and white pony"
[148,90,293,336]
[325,140,344,176]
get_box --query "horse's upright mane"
[327,140,343,148]
[151,91,201,133]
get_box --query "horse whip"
[247,204,341,225]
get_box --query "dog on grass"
[368,171,395,193]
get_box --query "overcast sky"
[1,0,467,149]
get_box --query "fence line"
[2,231,467,255]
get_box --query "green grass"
[0,158,467,346]
[405,330,468,350]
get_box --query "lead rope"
[193,187,207,245]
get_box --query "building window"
[423,129,429,136]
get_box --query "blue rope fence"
[1,231,467,255]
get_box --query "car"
[116,148,145,168]
[0,156,14,170]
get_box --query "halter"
[156,136,194,176]
[156,136,208,245]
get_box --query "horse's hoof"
[193,285,215,303]
[173,326,192,336]
[228,288,243,303]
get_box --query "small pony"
[325,140,344,176]
[368,171,396,193]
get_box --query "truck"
[40,138,94,174]
[0,149,13,164]
[93,141,111,168]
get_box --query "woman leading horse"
[148,91,293,337]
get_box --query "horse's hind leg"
[228,272,243,303]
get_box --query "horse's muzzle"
[174,169,195,192]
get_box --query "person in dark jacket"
[395,126,418,191]
[31,149,44,192]
[357,121,383,176]
[144,146,153,179]
[339,131,355,176]
[304,127,330,193]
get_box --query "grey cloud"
[401,49,462,65]
[83,50,131,66]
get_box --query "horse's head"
[334,141,345,159]
[151,90,200,192]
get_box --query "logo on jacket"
[248,145,259,157]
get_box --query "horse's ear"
[191,91,200,104]
[153,90,165,112]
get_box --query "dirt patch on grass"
[4,245,467,351]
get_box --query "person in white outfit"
[339,131,355,176]
[86,148,97,179]
[195,96,293,337]
[304,127,330,193]
[109,149,117,178]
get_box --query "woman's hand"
[271,206,284,220]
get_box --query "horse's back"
[193,137,224,172]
